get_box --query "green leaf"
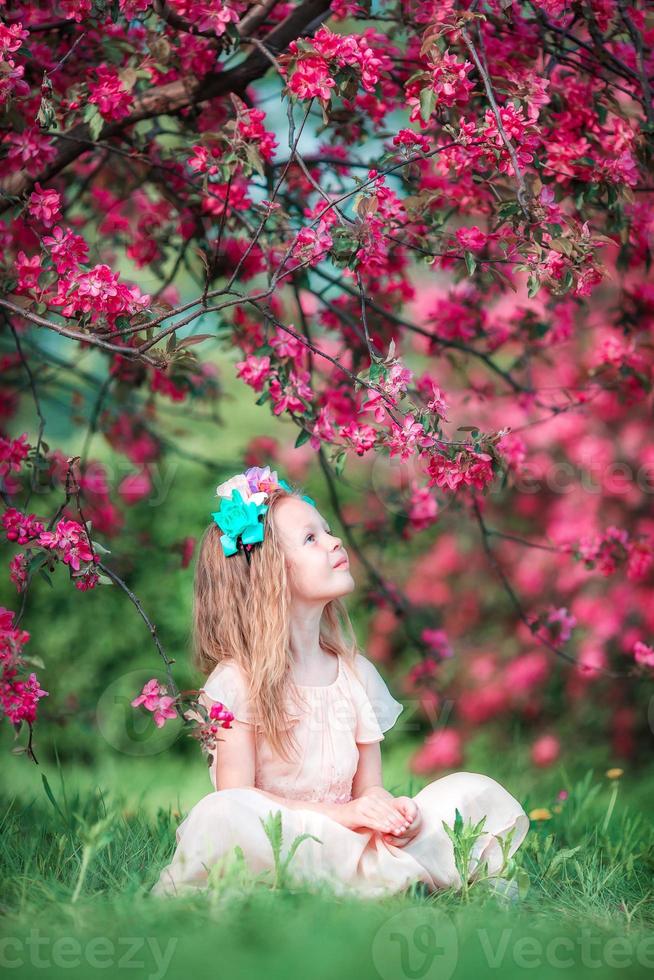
[86,106,104,142]
[90,539,111,555]
[561,268,574,293]
[464,250,477,275]
[497,200,520,219]
[244,143,265,177]
[548,845,582,875]
[419,86,436,124]
[294,428,311,449]
[527,274,540,298]
[27,552,48,573]
[176,334,214,349]
[42,773,67,822]
[333,451,346,477]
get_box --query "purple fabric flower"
[244,465,278,492]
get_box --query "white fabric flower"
[215,474,252,501]
[215,472,269,508]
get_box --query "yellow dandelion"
[606,768,624,779]
[529,807,552,821]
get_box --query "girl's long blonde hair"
[192,484,360,762]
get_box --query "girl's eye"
[305,529,331,542]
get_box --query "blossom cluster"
[0,607,48,727]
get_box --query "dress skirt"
[151,770,530,900]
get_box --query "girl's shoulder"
[200,659,258,725]
[342,651,405,738]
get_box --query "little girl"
[151,466,529,899]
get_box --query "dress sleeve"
[199,661,258,726]
[352,653,404,744]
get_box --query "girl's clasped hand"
[342,787,422,847]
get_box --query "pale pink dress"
[151,654,529,899]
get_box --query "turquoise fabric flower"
[278,478,315,507]
[211,489,268,557]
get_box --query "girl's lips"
[334,558,349,569]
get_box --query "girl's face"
[273,496,355,603]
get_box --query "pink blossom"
[421,628,453,659]
[9,553,29,592]
[0,56,30,105]
[131,678,163,711]
[505,651,549,694]
[2,127,58,176]
[167,0,245,36]
[28,182,61,227]
[536,605,576,645]
[455,226,490,251]
[387,415,437,462]
[88,65,134,122]
[269,369,313,415]
[459,685,508,725]
[42,226,89,274]
[427,447,494,492]
[153,696,177,728]
[531,734,561,768]
[421,380,449,420]
[310,406,337,451]
[284,26,383,103]
[0,433,30,477]
[209,701,235,728]
[270,327,305,362]
[627,541,654,580]
[382,360,414,399]
[0,669,49,725]
[37,519,97,572]
[118,468,152,504]
[633,641,654,669]
[408,655,440,685]
[2,508,45,545]
[291,225,333,266]
[0,608,30,669]
[392,129,431,153]
[189,144,220,175]
[15,252,42,292]
[236,107,278,162]
[340,421,378,455]
[131,678,178,728]
[411,728,463,772]
[73,568,100,591]
[57,264,150,322]
[0,22,29,55]
[407,484,439,532]
[288,55,335,101]
[60,0,93,20]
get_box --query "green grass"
[1,750,653,980]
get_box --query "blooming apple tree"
[1,0,654,767]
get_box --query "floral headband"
[210,465,315,563]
